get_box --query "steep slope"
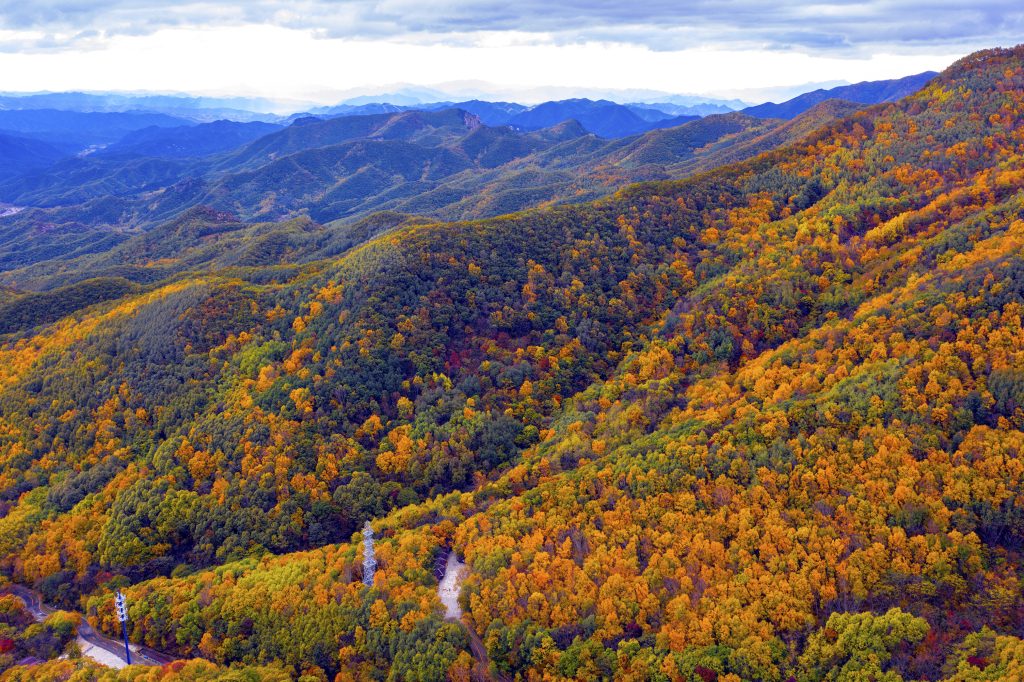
[407,114,787,222]
[743,70,938,119]
[661,98,867,175]
[599,111,783,169]
[0,46,1023,682]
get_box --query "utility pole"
[114,591,132,665]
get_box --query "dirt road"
[462,621,511,682]
[3,584,172,667]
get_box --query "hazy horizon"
[0,72,945,113]
[3,1,1017,103]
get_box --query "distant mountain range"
[0,88,744,122]
[0,70,932,172]
[0,95,870,280]
[0,91,309,119]
[0,109,192,136]
[323,84,751,109]
[437,101,529,125]
[0,109,196,153]
[741,71,939,119]
[0,134,72,181]
[0,68,944,270]
[629,102,736,117]
[302,71,936,139]
[308,100,532,127]
[96,120,283,159]
[0,71,934,137]
[309,99,700,139]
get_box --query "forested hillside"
[0,104,863,278]
[3,45,1024,682]
[0,207,416,293]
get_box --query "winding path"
[436,552,510,682]
[3,584,174,667]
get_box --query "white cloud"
[0,0,1020,55]
[0,0,1013,99]
[0,25,960,101]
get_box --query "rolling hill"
[0,208,437,295]
[0,134,75,181]
[317,98,706,134]
[0,283,21,305]
[660,98,867,175]
[0,209,131,273]
[207,107,485,173]
[96,120,283,159]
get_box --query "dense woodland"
[0,101,861,276]
[3,45,1024,682]
[0,588,79,674]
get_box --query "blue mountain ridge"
[741,71,939,119]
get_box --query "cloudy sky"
[0,0,1021,101]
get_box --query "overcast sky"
[0,0,1021,101]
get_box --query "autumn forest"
[4,44,1024,682]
